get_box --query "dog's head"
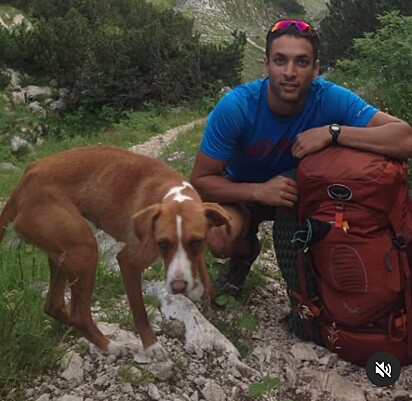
[133,201,231,301]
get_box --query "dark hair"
[265,24,319,61]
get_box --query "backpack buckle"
[297,304,314,319]
[392,235,406,250]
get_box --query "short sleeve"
[321,83,378,127]
[199,91,247,161]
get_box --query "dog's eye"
[158,240,170,250]
[189,239,202,251]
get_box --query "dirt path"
[246,37,265,52]
[129,118,207,158]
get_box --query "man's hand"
[253,176,298,208]
[292,126,331,159]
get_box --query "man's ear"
[312,59,320,80]
[133,204,162,242]
[202,202,232,236]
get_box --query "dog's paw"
[106,341,129,358]
[145,342,168,361]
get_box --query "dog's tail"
[0,194,17,244]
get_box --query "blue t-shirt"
[200,77,378,183]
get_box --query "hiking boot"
[215,235,261,297]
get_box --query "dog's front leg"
[117,246,168,361]
[198,258,213,300]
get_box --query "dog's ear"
[133,204,162,242]
[202,202,232,236]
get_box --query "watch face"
[329,124,340,146]
[330,124,340,133]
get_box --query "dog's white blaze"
[164,181,194,203]
[166,215,194,294]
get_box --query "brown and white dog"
[0,145,231,360]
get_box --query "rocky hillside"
[174,0,328,40]
[172,0,328,80]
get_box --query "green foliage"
[144,294,162,309]
[335,12,412,123]
[200,30,247,94]
[143,262,164,282]
[146,0,177,9]
[262,0,305,15]
[0,240,67,399]
[249,375,281,398]
[277,0,305,15]
[0,69,10,90]
[45,105,123,140]
[0,95,46,164]
[118,364,156,386]
[318,0,411,68]
[211,293,260,357]
[30,10,90,85]
[0,0,246,112]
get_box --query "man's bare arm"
[190,151,298,208]
[292,111,412,160]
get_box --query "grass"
[0,238,68,400]
[0,105,204,197]
[146,0,177,9]
[242,40,266,83]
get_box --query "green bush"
[318,0,411,68]
[336,12,412,123]
[0,0,246,112]
[0,69,10,89]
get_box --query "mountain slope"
[173,0,328,80]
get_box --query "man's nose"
[284,61,296,78]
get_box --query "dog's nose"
[171,279,188,294]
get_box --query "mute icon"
[366,352,400,387]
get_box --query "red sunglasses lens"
[272,20,311,33]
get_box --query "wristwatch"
[329,123,341,146]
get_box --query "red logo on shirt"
[245,137,293,157]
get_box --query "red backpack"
[291,146,412,366]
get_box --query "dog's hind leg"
[43,257,69,324]
[13,191,125,356]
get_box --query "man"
[190,19,412,296]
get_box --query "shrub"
[336,12,412,123]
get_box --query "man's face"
[264,35,319,114]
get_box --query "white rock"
[290,342,319,362]
[311,372,366,401]
[148,383,161,400]
[56,396,84,401]
[144,282,240,356]
[11,136,32,152]
[0,162,16,170]
[35,394,50,401]
[60,351,84,383]
[201,379,226,401]
[11,90,25,104]
[27,101,46,118]
[25,85,52,101]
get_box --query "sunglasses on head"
[271,19,316,35]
